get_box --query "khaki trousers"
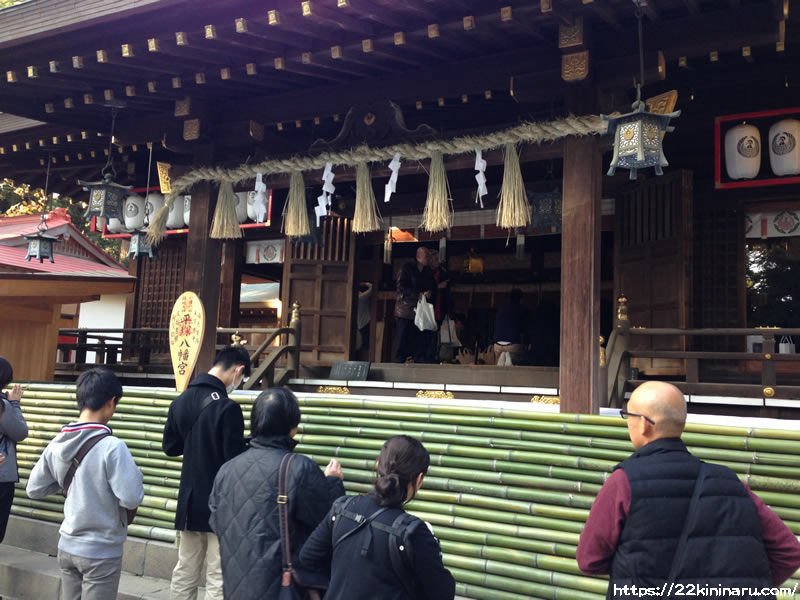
[170,530,223,600]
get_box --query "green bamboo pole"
[11,383,800,599]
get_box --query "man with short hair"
[577,381,800,598]
[27,368,144,600]
[394,246,434,363]
[163,345,251,600]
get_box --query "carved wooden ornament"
[561,51,590,81]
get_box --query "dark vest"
[610,438,773,599]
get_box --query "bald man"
[577,382,800,598]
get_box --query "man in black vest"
[577,381,800,599]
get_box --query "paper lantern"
[107,217,124,233]
[725,123,761,180]
[235,192,249,223]
[145,192,165,225]
[166,196,185,229]
[124,194,146,231]
[769,119,800,176]
[183,195,191,226]
[246,191,258,221]
[604,104,679,180]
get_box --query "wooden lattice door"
[615,170,694,375]
[281,217,357,366]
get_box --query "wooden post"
[290,301,302,378]
[559,134,602,414]
[183,144,222,373]
[218,239,242,329]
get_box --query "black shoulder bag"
[277,453,329,600]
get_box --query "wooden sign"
[169,291,205,392]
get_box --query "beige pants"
[170,530,223,600]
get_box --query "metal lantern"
[603,0,679,180]
[128,231,157,260]
[604,104,680,180]
[24,221,59,263]
[79,171,133,220]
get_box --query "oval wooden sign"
[169,291,205,392]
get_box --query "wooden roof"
[0,0,792,191]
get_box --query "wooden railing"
[57,302,303,389]
[57,328,169,369]
[216,302,302,390]
[602,298,800,407]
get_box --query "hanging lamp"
[25,152,59,263]
[78,107,132,218]
[128,142,158,259]
[604,0,680,180]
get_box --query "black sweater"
[300,494,455,600]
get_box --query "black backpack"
[331,496,426,597]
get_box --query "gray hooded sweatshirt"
[0,392,28,483]
[26,422,144,559]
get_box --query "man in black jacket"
[163,345,251,600]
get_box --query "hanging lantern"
[605,104,679,180]
[603,1,679,180]
[128,231,157,259]
[24,216,59,263]
[79,171,133,219]
[769,119,800,176]
[725,123,761,180]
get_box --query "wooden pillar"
[184,144,222,373]
[218,239,242,329]
[559,135,602,414]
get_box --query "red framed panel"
[715,107,800,190]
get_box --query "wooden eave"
[0,272,135,301]
[0,0,790,189]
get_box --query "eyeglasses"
[620,409,656,425]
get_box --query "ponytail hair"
[374,435,430,507]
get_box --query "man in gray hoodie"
[27,368,144,600]
[0,356,28,544]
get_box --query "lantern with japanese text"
[725,123,761,180]
[769,119,800,176]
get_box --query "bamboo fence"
[10,384,800,599]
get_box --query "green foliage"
[747,240,800,328]
[0,0,28,8]
[1,178,125,264]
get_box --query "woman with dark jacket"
[300,435,456,600]
[208,388,345,600]
[0,356,28,544]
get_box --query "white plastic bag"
[439,316,461,347]
[414,297,437,332]
[779,336,795,354]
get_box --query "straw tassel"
[210,182,242,239]
[496,143,531,230]
[421,151,452,232]
[352,162,382,233]
[145,196,172,245]
[282,171,310,237]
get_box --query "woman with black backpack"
[300,435,455,600]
